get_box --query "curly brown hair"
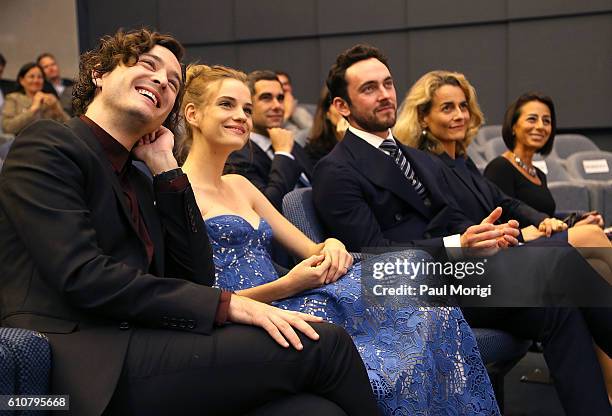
[72,28,185,132]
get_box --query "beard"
[350,106,396,133]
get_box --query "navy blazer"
[433,153,548,227]
[225,139,313,211]
[312,130,473,252]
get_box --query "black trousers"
[463,307,612,416]
[105,322,379,416]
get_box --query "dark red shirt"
[80,115,155,265]
[80,115,231,324]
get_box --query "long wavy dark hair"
[305,86,340,164]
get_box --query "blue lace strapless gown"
[206,215,500,415]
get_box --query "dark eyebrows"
[358,80,377,91]
[526,112,551,118]
[257,92,284,101]
[358,76,393,91]
[141,52,182,84]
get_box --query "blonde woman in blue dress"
[180,64,500,415]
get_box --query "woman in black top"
[484,92,602,225]
[304,86,348,166]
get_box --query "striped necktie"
[379,138,430,202]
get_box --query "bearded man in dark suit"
[313,43,612,415]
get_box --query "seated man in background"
[313,43,612,415]
[275,70,314,135]
[37,52,75,115]
[0,29,378,416]
[225,70,313,211]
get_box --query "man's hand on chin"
[133,126,179,175]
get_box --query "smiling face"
[94,44,182,132]
[336,58,397,138]
[512,100,552,152]
[19,66,44,96]
[423,84,470,147]
[251,79,285,134]
[189,78,253,151]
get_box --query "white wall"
[0,0,79,80]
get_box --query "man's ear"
[333,97,351,118]
[184,102,199,127]
[91,69,103,89]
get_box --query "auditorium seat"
[483,137,508,161]
[282,187,531,410]
[475,125,502,146]
[532,157,571,183]
[565,150,612,182]
[466,143,487,172]
[549,182,592,213]
[0,327,51,396]
[550,134,599,159]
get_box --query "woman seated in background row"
[1,62,69,135]
[393,69,612,403]
[484,92,603,227]
[303,86,349,166]
[178,64,502,415]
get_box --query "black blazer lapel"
[66,118,149,264]
[439,153,492,213]
[292,143,314,179]
[251,142,273,172]
[342,131,431,218]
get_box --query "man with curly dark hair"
[0,29,378,416]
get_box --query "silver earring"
[422,129,427,137]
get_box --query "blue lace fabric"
[206,215,500,415]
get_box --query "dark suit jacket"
[42,78,75,115]
[0,118,219,416]
[434,152,547,227]
[224,138,313,210]
[0,79,17,96]
[312,130,473,252]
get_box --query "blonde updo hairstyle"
[176,64,248,163]
[393,70,484,156]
